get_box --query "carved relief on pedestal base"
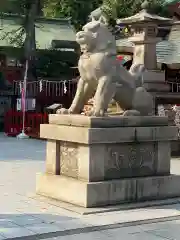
[105,143,156,179]
[60,142,78,178]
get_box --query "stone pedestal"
[142,70,170,92]
[36,114,180,208]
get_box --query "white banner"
[16,98,36,111]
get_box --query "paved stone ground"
[1,133,180,239]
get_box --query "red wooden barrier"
[4,111,48,138]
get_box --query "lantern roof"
[117,0,172,25]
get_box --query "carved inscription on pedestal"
[105,143,156,179]
[60,142,78,178]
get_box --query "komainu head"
[76,20,116,54]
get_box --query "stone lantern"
[117,0,172,92]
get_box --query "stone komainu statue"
[57,19,153,116]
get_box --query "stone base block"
[144,82,170,92]
[36,173,180,208]
[142,70,165,83]
[38,115,179,208]
[40,115,178,181]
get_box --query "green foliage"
[101,0,170,21]
[0,0,170,40]
[36,50,78,78]
[43,0,102,30]
[0,0,37,48]
[0,0,39,79]
[0,0,41,15]
[43,0,170,30]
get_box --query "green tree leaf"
[43,0,103,30]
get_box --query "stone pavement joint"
[32,194,180,215]
[1,134,180,239]
[4,214,180,240]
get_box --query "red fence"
[4,79,78,139]
[4,111,48,138]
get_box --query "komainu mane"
[57,19,153,116]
